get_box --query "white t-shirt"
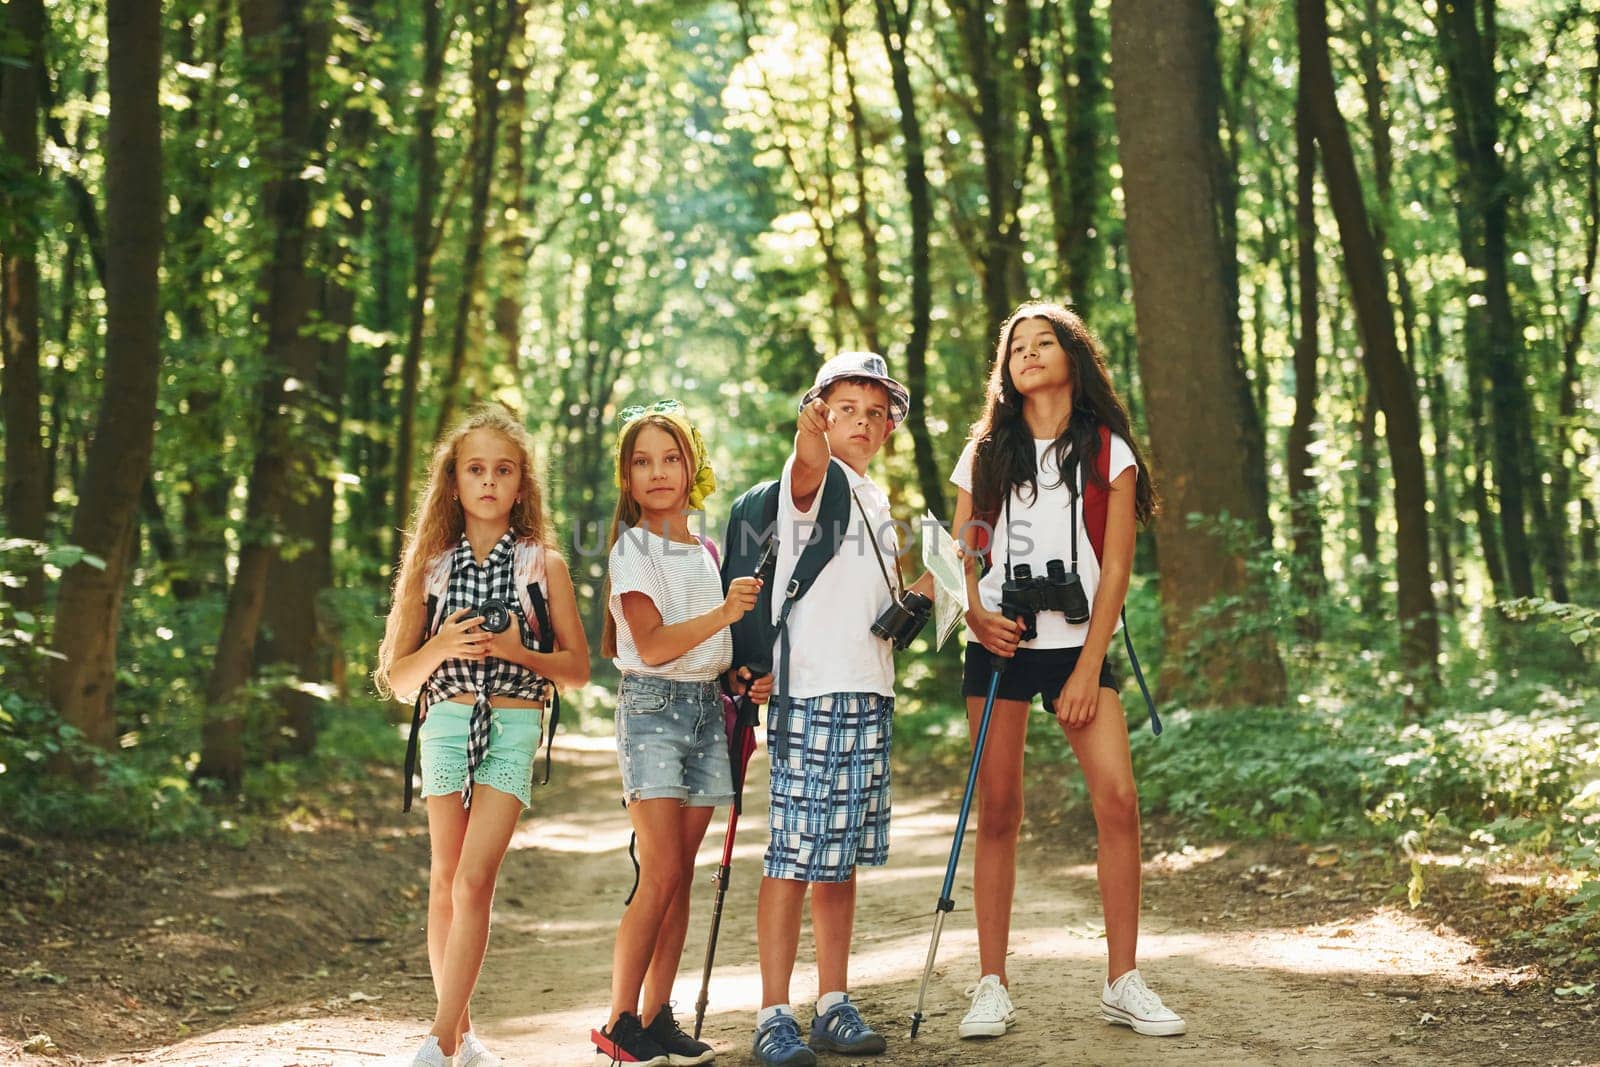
[608,525,732,681]
[949,433,1137,650]
[768,456,897,699]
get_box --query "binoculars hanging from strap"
[999,559,1090,641]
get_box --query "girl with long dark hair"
[947,303,1185,1041]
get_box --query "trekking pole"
[694,539,778,1038]
[692,667,766,1038]
[909,658,1006,1038]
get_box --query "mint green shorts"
[418,700,543,808]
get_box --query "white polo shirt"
[768,456,897,699]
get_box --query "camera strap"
[1004,497,1013,582]
[1070,460,1081,574]
[851,488,901,597]
[1001,458,1082,577]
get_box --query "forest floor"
[2,735,1596,1067]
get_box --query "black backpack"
[720,460,854,758]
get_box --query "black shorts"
[961,642,1119,708]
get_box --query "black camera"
[871,590,933,650]
[473,598,513,634]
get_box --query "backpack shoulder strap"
[511,539,562,786]
[696,534,721,569]
[784,460,852,600]
[1085,424,1114,563]
[1077,428,1161,736]
[421,549,455,637]
[404,547,456,814]
[511,540,551,649]
[767,461,853,762]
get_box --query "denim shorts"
[419,700,543,808]
[615,674,735,806]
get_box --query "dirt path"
[26,736,1595,1066]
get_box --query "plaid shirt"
[424,531,552,808]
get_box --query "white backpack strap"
[395,549,455,708]
[512,541,550,646]
[422,549,455,638]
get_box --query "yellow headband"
[614,403,718,511]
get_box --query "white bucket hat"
[799,351,911,428]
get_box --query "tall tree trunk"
[1061,0,1103,315]
[260,1,365,757]
[1201,1,1245,363]
[394,0,445,549]
[44,235,74,500]
[836,0,884,352]
[1554,16,1599,587]
[171,3,231,603]
[1197,1,1269,539]
[1354,385,1383,610]
[955,0,1024,327]
[1108,0,1286,706]
[1357,0,1425,385]
[350,60,407,568]
[434,0,518,439]
[1436,0,1547,598]
[1424,307,1458,615]
[1287,76,1326,612]
[873,0,943,515]
[1,0,48,617]
[200,0,320,789]
[1301,0,1439,691]
[492,12,529,379]
[1019,0,1071,302]
[1467,353,1507,594]
[48,0,163,750]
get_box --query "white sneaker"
[958,974,1017,1039]
[456,1031,499,1067]
[410,1035,452,1067]
[1101,969,1186,1036]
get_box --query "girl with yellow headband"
[593,400,767,1067]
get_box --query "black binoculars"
[871,590,933,651]
[999,560,1089,641]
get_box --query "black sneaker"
[592,1012,670,1067]
[644,1003,716,1065]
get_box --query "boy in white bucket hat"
[752,351,932,1066]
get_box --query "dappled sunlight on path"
[104,738,1547,1066]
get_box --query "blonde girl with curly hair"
[377,403,590,1067]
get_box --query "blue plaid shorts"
[763,691,894,883]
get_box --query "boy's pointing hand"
[798,397,834,437]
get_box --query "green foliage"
[1502,597,1600,652]
[0,687,400,843]
[1134,690,1596,840]
[0,693,216,840]
[1177,513,1413,699]
[0,538,106,668]
[1132,677,1600,963]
